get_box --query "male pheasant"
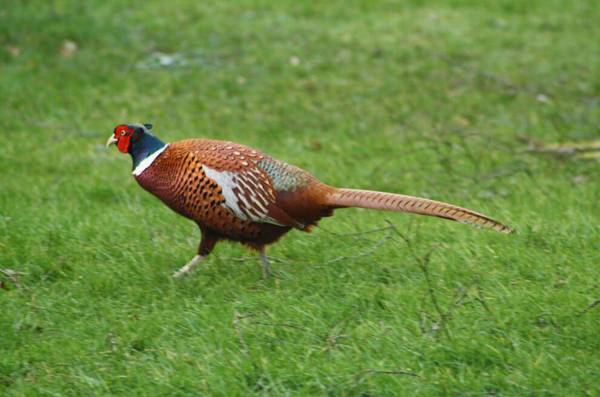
[107,123,512,278]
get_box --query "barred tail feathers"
[326,188,512,234]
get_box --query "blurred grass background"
[1,0,599,395]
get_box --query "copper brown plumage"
[108,123,513,278]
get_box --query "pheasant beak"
[106,135,118,147]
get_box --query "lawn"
[1,0,599,395]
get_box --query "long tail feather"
[326,188,513,234]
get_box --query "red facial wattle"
[117,134,131,153]
[114,125,133,153]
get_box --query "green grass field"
[1,1,599,395]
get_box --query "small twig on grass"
[388,221,472,339]
[432,51,532,95]
[477,163,530,182]
[388,222,451,338]
[444,287,469,321]
[360,368,420,378]
[233,313,317,353]
[578,299,600,317]
[524,140,600,155]
[231,256,290,264]
[319,224,397,238]
[474,283,496,317]
[323,227,393,265]
[248,321,310,332]
[520,137,600,161]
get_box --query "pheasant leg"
[260,248,270,279]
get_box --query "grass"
[1,0,599,395]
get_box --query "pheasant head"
[106,123,167,172]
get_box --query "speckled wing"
[171,139,306,229]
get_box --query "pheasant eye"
[120,130,127,136]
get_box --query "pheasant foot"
[172,255,205,278]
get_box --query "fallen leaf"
[526,139,600,160]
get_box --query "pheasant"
[107,123,512,278]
